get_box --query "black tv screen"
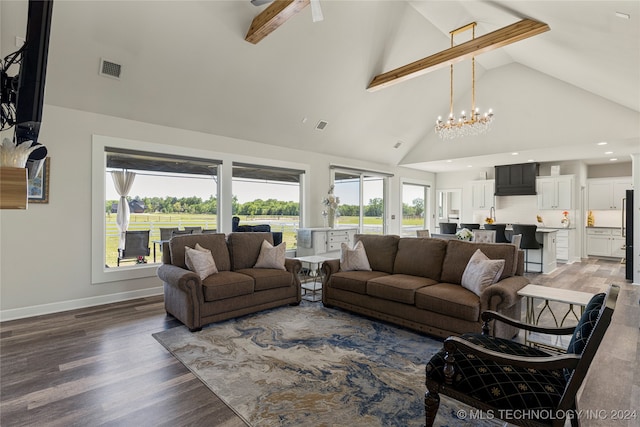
[15,0,53,146]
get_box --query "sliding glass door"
[332,168,389,234]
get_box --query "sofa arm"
[321,259,340,285]
[285,258,303,286]
[480,275,529,312]
[157,264,202,293]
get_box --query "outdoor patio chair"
[416,229,430,238]
[184,226,203,233]
[425,284,619,427]
[159,227,179,241]
[117,230,151,266]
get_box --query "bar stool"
[484,223,509,243]
[512,224,542,273]
[439,223,458,234]
[460,223,481,230]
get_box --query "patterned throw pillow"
[340,241,372,272]
[185,243,218,280]
[460,249,505,296]
[254,240,287,270]
[564,292,606,381]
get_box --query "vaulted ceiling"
[1,0,638,172]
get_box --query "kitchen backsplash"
[585,210,623,228]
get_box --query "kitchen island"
[505,227,558,274]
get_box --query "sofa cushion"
[461,249,505,296]
[254,240,286,270]
[202,271,255,302]
[367,274,438,304]
[228,232,274,270]
[440,240,518,285]
[354,234,399,274]
[393,238,447,280]
[185,244,219,280]
[170,233,231,271]
[329,271,389,295]
[340,241,371,271]
[415,283,481,322]
[236,268,293,291]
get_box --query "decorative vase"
[327,209,335,228]
[561,216,570,228]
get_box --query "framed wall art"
[28,157,50,204]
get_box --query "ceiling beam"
[366,19,550,92]
[245,0,310,44]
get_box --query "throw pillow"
[254,240,286,270]
[461,249,505,296]
[185,244,218,280]
[340,241,371,272]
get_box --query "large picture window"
[401,182,430,237]
[232,162,304,249]
[331,166,391,234]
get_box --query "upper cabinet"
[537,175,573,210]
[471,180,495,209]
[587,178,632,210]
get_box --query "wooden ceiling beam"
[366,19,550,92]
[245,0,310,44]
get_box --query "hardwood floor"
[1,258,637,426]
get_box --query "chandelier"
[435,23,494,140]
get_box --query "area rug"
[153,303,500,427]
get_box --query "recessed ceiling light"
[511,152,519,156]
[467,165,473,168]
[605,151,613,155]
[615,11,630,19]
[597,141,608,146]
[446,160,453,163]
[609,158,618,161]
[301,117,308,124]
[527,159,535,162]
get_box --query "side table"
[517,284,594,352]
[294,255,331,302]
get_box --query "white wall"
[0,105,434,320]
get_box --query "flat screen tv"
[14,0,53,151]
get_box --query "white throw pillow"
[340,241,371,272]
[254,240,287,270]
[185,244,218,280]
[461,249,505,296]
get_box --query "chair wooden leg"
[424,387,440,427]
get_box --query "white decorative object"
[550,165,560,176]
[322,185,340,228]
[455,228,473,241]
[0,138,39,168]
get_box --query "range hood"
[495,163,539,196]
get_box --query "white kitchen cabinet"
[555,229,569,261]
[537,175,573,210]
[586,228,626,258]
[471,180,494,209]
[587,178,632,210]
[296,227,357,257]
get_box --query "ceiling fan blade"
[310,0,323,22]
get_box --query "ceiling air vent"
[315,120,328,131]
[99,59,122,79]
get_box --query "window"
[232,162,304,249]
[331,166,391,234]
[401,182,430,237]
[92,135,222,284]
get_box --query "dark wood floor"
[1,258,637,427]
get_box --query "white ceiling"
[2,0,638,173]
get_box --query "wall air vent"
[315,120,328,131]
[99,59,122,79]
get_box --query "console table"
[296,227,357,257]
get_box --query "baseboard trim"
[0,287,163,322]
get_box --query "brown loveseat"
[322,235,528,339]
[157,232,301,331]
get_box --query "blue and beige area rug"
[153,302,500,427]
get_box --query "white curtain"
[111,170,136,250]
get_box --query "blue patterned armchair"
[425,285,619,427]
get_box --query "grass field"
[105,214,425,267]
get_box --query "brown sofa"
[321,235,529,339]
[157,232,301,331]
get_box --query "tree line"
[106,196,424,217]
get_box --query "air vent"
[99,59,122,79]
[315,120,328,131]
